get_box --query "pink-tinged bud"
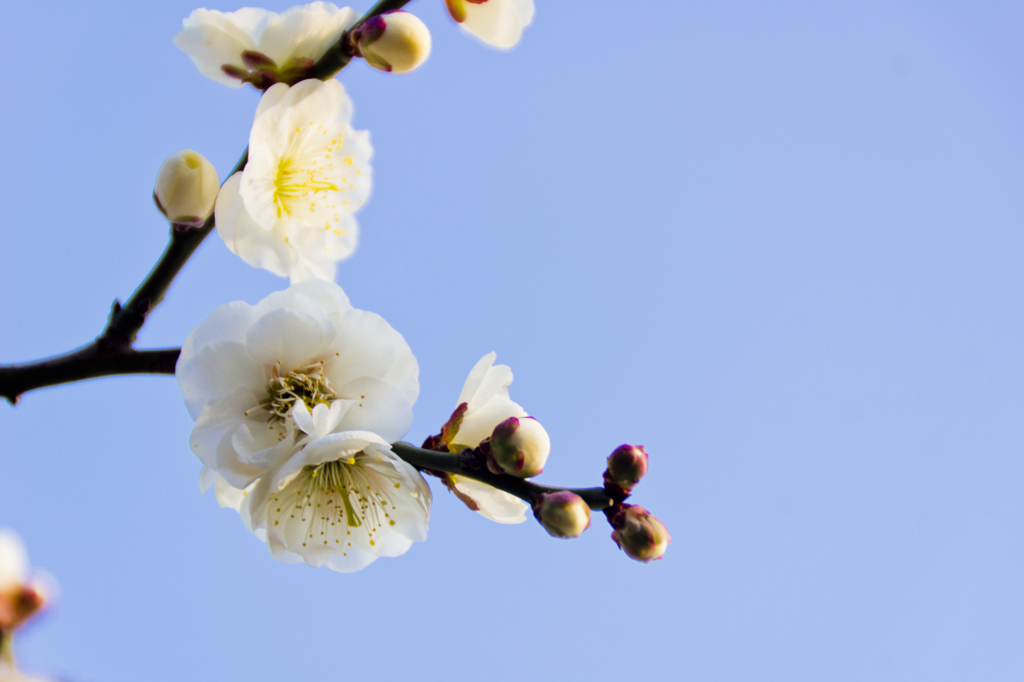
[534,491,591,538]
[610,505,670,563]
[154,149,219,228]
[604,444,648,494]
[489,416,550,477]
[352,11,432,74]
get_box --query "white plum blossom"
[445,0,534,49]
[215,79,372,282]
[439,353,538,524]
[176,280,418,493]
[0,530,52,633]
[244,430,431,572]
[173,3,357,88]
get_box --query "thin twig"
[390,442,616,510]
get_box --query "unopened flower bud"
[489,416,550,477]
[604,444,648,494]
[154,149,219,227]
[610,505,670,563]
[352,11,431,75]
[534,491,591,538]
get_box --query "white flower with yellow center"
[176,280,417,492]
[215,78,372,282]
[244,430,431,572]
[445,0,534,49]
[173,3,357,88]
[439,353,539,524]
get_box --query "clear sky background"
[0,1,1021,680]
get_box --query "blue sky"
[0,1,1021,680]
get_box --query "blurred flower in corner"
[0,530,53,634]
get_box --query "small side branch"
[390,441,615,510]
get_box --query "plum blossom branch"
[0,1,413,406]
[389,441,617,510]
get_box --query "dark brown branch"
[0,2,417,405]
[0,344,180,405]
[390,441,616,510]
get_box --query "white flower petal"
[259,3,356,65]
[451,476,528,524]
[460,0,534,49]
[215,172,295,279]
[177,341,265,420]
[244,307,335,369]
[173,4,357,88]
[334,376,414,444]
[323,308,419,405]
[0,529,28,593]
[173,9,263,87]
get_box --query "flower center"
[264,364,336,422]
[273,154,340,218]
[267,456,403,556]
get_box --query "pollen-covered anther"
[263,363,336,422]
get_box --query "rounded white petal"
[461,0,534,49]
[259,3,357,66]
[0,529,28,593]
[244,307,335,369]
[451,477,528,524]
[323,308,419,406]
[173,8,264,87]
[215,172,294,279]
[334,376,414,444]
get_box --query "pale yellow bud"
[354,11,432,75]
[534,491,591,538]
[154,149,219,227]
[489,416,550,478]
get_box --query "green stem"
[390,441,615,510]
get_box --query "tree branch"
[0,345,180,405]
[0,2,411,405]
[390,441,616,510]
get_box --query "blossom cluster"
[160,0,668,574]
